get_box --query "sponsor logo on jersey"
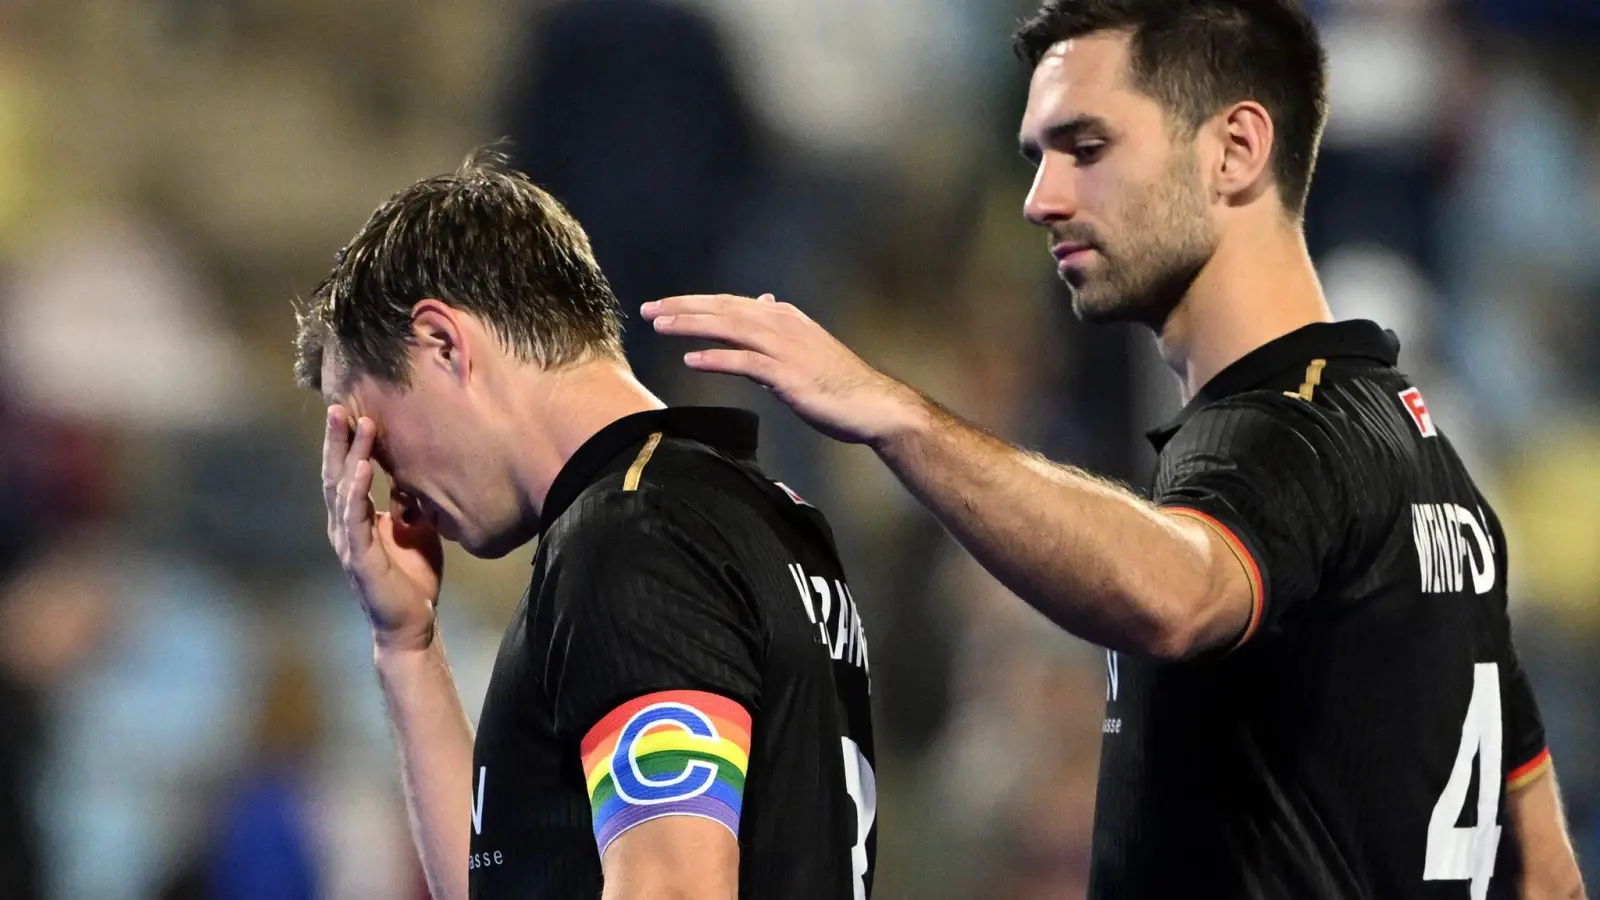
[1399,387,1437,437]
[469,766,507,869]
[1105,649,1120,703]
[580,691,752,856]
[1103,650,1123,734]
[774,481,813,507]
[1411,503,1496,594]
[473,765,488,834]
[788,563,870,677]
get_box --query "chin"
[1067,277,1184,330]
[459,521,539,560]
[1067,284,1132,325]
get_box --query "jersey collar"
[1145,320,1400,452]
[541,406,761,529]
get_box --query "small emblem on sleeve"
[1399,387,1437,437]
[580,690,753,857]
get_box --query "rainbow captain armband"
[580,690,753,857]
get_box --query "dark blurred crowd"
[0,1,1597,898]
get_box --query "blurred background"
[0,0,1597,897]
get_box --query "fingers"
[342,458,377,560]
[322,405,351,519]
[384,501,445,572]
[324,409,378,568]
[650,312,779,351]
[346,415,376,475]
[682,349,778,386]
[389,487,420,528]
[641,293,730,319]
[642,293,784,320]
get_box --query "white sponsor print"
[1103,649,1123,735]
[472,765,488,835]
[1105,649,1120,703]
[469,765,507,870]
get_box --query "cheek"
[1083,165,1142,221]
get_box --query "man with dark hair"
[643,1,1588,897]
[302,150,876,900]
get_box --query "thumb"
[385,509,445,574]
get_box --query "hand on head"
[321,404,444,651]
[642,293,922,449]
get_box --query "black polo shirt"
[468,407,876,899]
[1090,321,1549,900]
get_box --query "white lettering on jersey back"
[1411,503,1496,594]
[788,563,871,676]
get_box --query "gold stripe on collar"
[623,433,663,491]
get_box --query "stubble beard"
[1064,154,1217,331]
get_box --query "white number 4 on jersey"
[1424,663,1503,900]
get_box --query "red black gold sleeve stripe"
[1163,507,1265,649]
[1507,747,1553,793]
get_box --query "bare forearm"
[375,634,476,900]
[1512,769,1587,900]
[601,817,740,900]
[874,395,1241,657]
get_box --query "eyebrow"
[1019,115,1109,163]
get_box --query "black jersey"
[468,407,875,900]
[1090,321,1550,900]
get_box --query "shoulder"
[544,480,713,563]
[544,446,762,568]
[1163,389,1348,462]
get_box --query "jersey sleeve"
[1497,532,1550,790]
[543,488,762,857]
[1154,393,1365,644]
[1502,646,1551,791]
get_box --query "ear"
[1211,101,1275,205]
[411,299,471,385]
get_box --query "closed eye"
[1073,141,1108,164]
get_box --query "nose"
[1023,154,1078,228]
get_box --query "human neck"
[1156,216,1333,401]
[502,357,666,517]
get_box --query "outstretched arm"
[644,295,1253,658]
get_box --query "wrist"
[866,382,934,456]
[373,619,440,660]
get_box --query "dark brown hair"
[1015,0,1329,214]
[294,147,624,391]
